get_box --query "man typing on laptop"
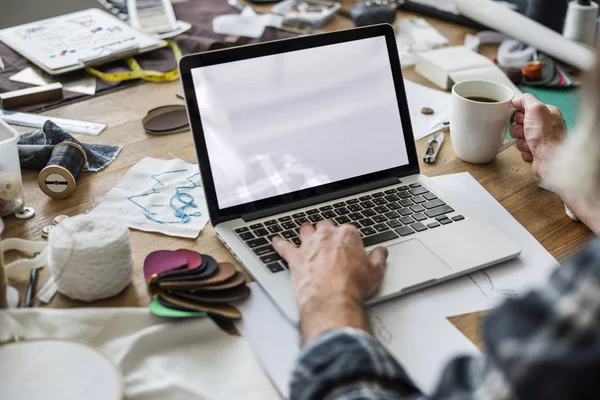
[276,88,600,400]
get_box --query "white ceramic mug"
[450,80,516,164]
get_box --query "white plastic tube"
[456,0,596,70]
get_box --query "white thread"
[47,215,133,302]
[564,1,599,47]
[0,173,21,200]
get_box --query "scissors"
[422,119,448,164]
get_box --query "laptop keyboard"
[233,183,465,273]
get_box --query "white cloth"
[91,157,209,238]
[0,308,281,400]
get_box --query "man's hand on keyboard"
[272,221,388,343]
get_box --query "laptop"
[179,24,520,322]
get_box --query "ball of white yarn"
[47,215,134,302]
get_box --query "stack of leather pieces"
[144,249,250,320]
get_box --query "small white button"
[53,215,69,225]
[15,207,35,220]
[41,225,54,239]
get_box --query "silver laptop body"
[180,24,521,322]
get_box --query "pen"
[24,268,39,307]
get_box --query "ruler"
[0,109,106,136]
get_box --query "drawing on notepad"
[0,9,159,70]
[468,271,518,299]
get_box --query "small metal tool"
[422,119,449,164]
[423,131,445,164]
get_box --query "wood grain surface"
[2,0,593,350]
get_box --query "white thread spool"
[47,215,133,302]
[564,0,599,47]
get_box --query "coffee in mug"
[450,80,516,164]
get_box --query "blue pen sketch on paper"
[128,169,203,224]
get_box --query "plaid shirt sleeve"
[290,237,600,400]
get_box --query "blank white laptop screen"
[191,36,409,209]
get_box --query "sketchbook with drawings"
[0,8,164,75]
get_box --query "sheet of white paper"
[237,282,479,398]
[9,66,97,95]
[9,67,51,86]
[62,75,97,95]
[91,157,209,238]
[404,80,451,141]
[0,9,160,70]
[417,172,559,316]
[0,308,281,400]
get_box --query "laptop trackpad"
[378,239,452,297]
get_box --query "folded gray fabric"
[18,121,121,172]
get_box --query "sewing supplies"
[564,0,599,46]
[53,215,69,225]
[39,215,133,303]
[0,339,123,400]
[86,40,182,83]
[0,120,25,217]
[149,297,207,318]
[0,173,21,200]
[14,207,35,220]
[144,249,250,320]
[0,217,6,308]
[0,109,106,136]
[423,132,445,164]
[0,83,63,109]
[24,267,39,307]
[142,104,190,134]
[38,142,88,199]
[0,217,20,309]
[504,67,524,86]
[41,225,54,239]
[522,61,545,81]
[128,169,203,224]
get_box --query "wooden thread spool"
[38,142,88,199]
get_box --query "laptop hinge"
[241,177,402,222]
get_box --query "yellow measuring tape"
[85,40,182,83]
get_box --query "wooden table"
[3,0,593,349]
